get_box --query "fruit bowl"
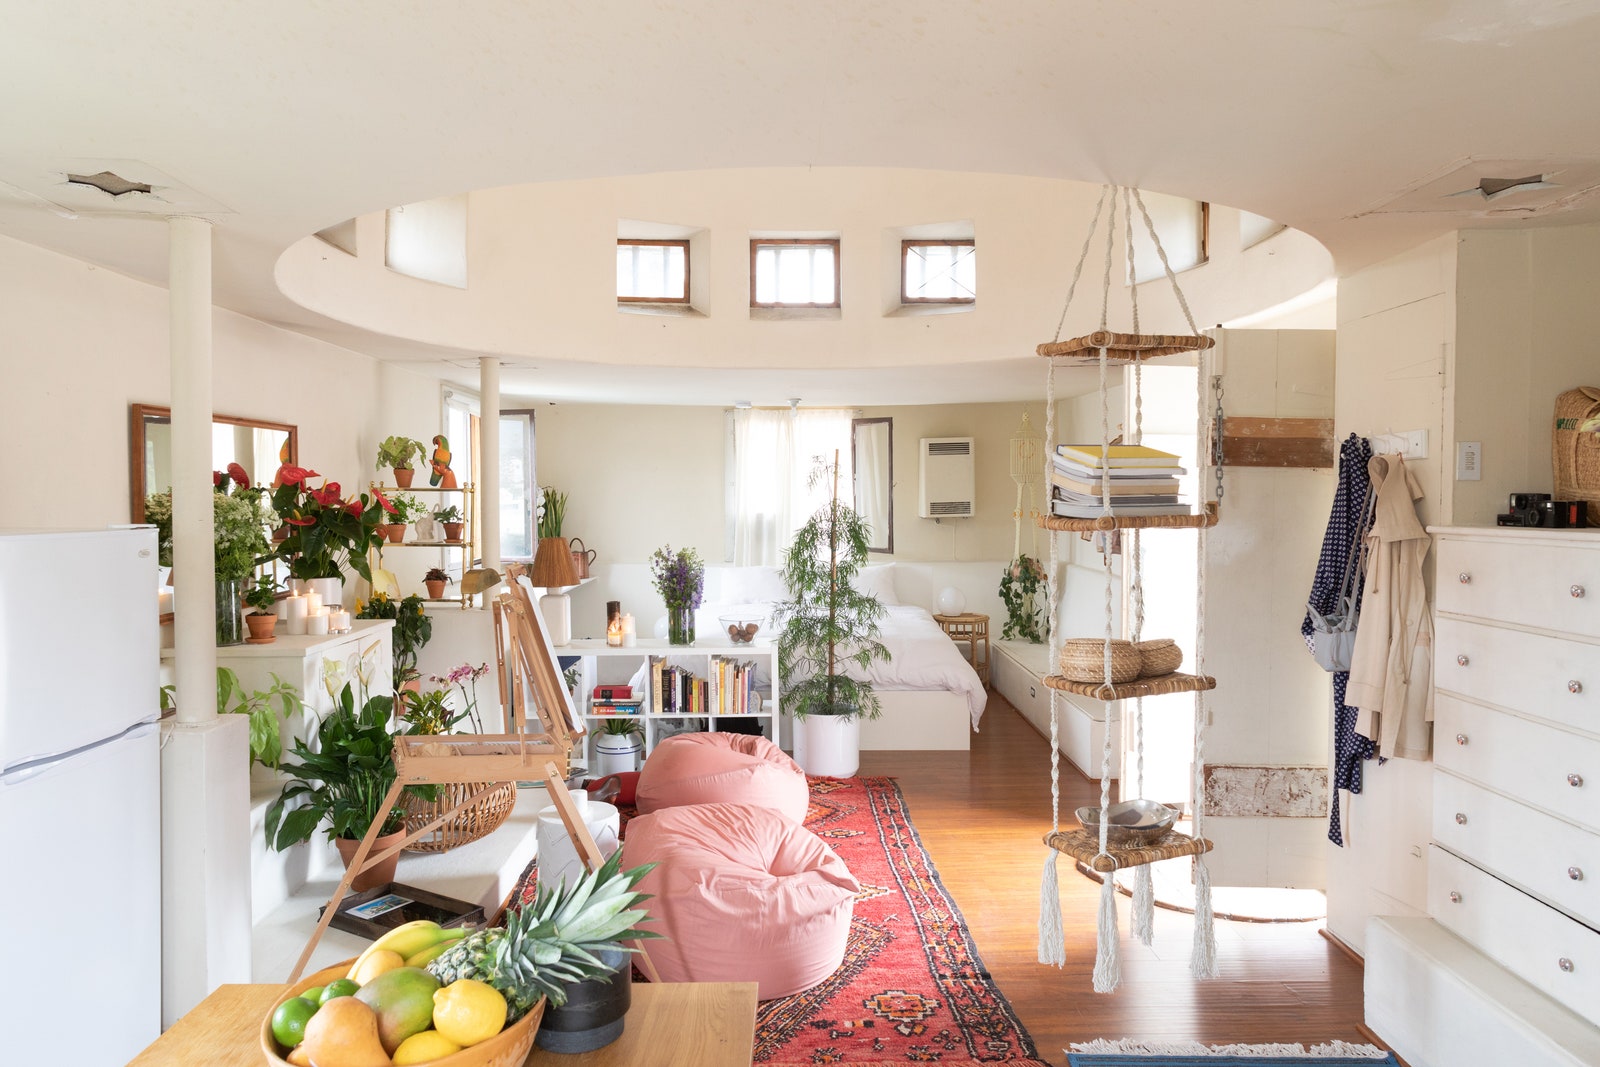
[718,615,763,645]
[260,958,545,1067]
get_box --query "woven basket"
[1060,638,1142,683]
[1135,638,1183,677]
[1553,386,1600,527]
[400,780,518,853]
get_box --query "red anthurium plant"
[267,464,393,582]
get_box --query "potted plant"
[998,554,1050,643]
[423,566,451,599]
[243,575,281,643]
[376,435,426,488]
[432,503,464,542]
[267,464,393,606]
[384,493,426,543]
[213,464,272,646]
[218,667,302,769]
[355,592,434,690]
[592,717,644,776]
[649,544,704,646]
[773,453,890,776]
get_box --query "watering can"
[570,537,597,579]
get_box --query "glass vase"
[667,606,695,646]
[216,578,244,646]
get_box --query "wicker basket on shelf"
[400,780,518,853]
[1060,638,1142,683]
[1135,638,1183,677]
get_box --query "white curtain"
[853,424,890,550]
[730,408,853,566]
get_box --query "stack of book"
[591,684,642,716]
[651,660,707,715]
[710,656,762,716]
[1050,443,1189,518]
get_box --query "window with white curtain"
[442,392,538,561]
[751,240,840,308]
[726,407,854,565]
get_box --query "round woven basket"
[1060,638,1142,683]
[1135,638,1183,677]
[400,781,518,853]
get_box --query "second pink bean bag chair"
[636,731,809,823]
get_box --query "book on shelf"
[1051,469,1180,496]
[1055,443,1182,468]
[1054,490,1182,507]
[591,698,643,716]
[709,656,762,716]
[1052,455,1186,481]
[1050,499,1192,518]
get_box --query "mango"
[299,996,389,1067]
[349,948,405,985]
[353,965,443,1054]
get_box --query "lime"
[432,979,507,1047]
[271,996,320,1049]
[319,978,361,1003]
[300,985,324,1005]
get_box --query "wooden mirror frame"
[129,403,298,522]
[852,416,894,554]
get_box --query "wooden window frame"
[749,239,841,309]
[616,239,691,304]
[901,239,976,305]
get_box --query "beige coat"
[1347,454,1434,760]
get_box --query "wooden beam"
[1218,416,1334,468]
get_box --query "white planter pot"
[592,731,642,776]
[798,715,860,777]
[309,576,344,611]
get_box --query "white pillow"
[719,565,789,604]
[852,564,900,606]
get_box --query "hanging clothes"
[1347,453,1435,761]
[1303,434,1376,846]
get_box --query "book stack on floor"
[1050,443,1190,519]
[591,684,641,716]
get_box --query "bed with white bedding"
[693,564,987,749]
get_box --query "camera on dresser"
[1497,492,1589,528]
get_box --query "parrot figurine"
[429,435,456,488]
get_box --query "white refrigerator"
[0,528,161,1066]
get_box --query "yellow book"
[1055,443,1182,468]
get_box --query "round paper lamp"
[653,614,670,639]
[936,587,966,615]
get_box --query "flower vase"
[667,606,695,646]
[216,578,244,646]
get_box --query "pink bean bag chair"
[623,802,859,999]
[636,732,809,823]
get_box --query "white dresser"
[1366,526,1600,1067]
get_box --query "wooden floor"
[858,690,1368,1066]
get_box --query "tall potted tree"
[773,452,889,776]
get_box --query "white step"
[993,639,1121,779]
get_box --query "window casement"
[901,239,976,304]
[750,239,840,308]
[616,239,690,303]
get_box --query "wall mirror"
[129,404,298,522]
[852,417,893,553]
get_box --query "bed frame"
[859,690,973,750]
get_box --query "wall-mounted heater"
[918,437,975,518]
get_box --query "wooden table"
[933,611,990,686]
[128,981,758,1066]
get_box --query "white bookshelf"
[559,638,781,760]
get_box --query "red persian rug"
[514,775,1048,1066]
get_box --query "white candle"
[307,610,330,635]
[304,589,322,617]
[621,613,636,647]
[329,609,350,633]
[285,593,308,635]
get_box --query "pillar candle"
[328,609,350,633]
[285,594,308,635]
[306,610,330,635]
[304,589,322,617]
[621,613,636,647]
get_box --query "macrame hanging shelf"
[1033,184,1222,994]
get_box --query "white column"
[160,216,252,1025]
[479,357,501,584]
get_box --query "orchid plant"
[425,662,492,733]
[267,463,394,582]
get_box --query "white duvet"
[694,601,986,730]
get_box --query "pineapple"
[427,851,657,1021]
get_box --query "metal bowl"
[1075,798,1179,845]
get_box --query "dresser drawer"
[1435,535,1600,639]
[1429,845,1600,1026]
[1434,771,1600,928]
[1435,616,1600,737]
[1435,695,1600,831]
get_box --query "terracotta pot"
[333,828,407,893]
[425,579,446,599]
[393,467,415,488]
[443,521,464,542]
[385,523,406,544]
[244,612,277,644]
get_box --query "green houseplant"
[218,667,301,768]
[998,554,1050,643]
[243,575,281,643]
[423,566,451,599]
[376,435,427,487]
[773,454,889,776]
[150,464,273,645]
[267,465,393,585]
[537,486,567,539]
[356,592,434,688]
[432,503,465,542]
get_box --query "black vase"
[533,946,632,1053]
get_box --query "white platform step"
[993,639,1121,779]
[250,787,544,982]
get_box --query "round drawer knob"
[1456,733,1470,746]
[1571,680,1585,695]
[1569,773,1585,788]
[1574,585,1587,599]
[1459,572,1472,584]
[1570,867,1584,882]
[1456,654,1470,667]
[1449,891,1462,904]
[1559,958,1575,973]
[1455,812,1468,825]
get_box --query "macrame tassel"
[1189,854,1219,978]
[1091,871,1121,992]
[1131,864,1155,945]
[1037,850,1066,966]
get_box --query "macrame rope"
[1053,186,1111,344]
[1038,354,1066,968]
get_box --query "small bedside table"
[932,612,990,686]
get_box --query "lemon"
[392,1029,464,1064]
[270,996,320,1049]
[432,979,507,1047]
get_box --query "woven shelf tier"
[1044,827,1213,872]
[1043,671,1216,701]
[1037,501,1221,532]
[1036,330,1216,362]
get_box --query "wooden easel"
[287,574,582,982]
